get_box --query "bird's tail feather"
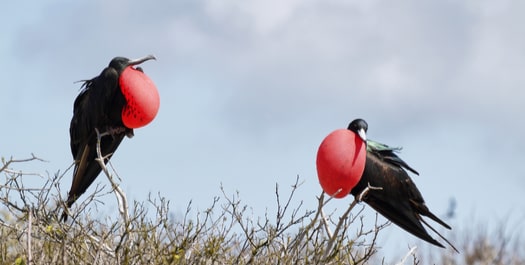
[420,218,459,253]
[421,207,451,230]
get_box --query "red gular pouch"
[316,129,366,198]
[119,66,160,129]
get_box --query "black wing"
[351,152,457,251]
[366,139,419,175]
[65,130,125,208]
[65,68,127,209]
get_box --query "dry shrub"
[1,155,523,265]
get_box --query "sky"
[2,0,525,259]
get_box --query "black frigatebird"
[347,119,457,252]
[62,55,159,221]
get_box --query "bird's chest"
[88,86,126,128]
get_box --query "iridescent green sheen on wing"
[366,139,419,175]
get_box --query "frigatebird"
[62,55,158,221]
[348,119,457,252]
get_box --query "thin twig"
[396,246,418,265]
[28,208,33,265]
[322,183,384,262]
[0,154,46,173]
[87,234,116,258]
[320,207,333,238]
[322,186,371,260]
[94,128,129,224]
[287,191,324,251]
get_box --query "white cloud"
[204,0,304,35]
[2,2,525,252]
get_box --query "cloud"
[204,0,304,35]
[2,1,524,247]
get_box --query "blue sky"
[2,0,524,258]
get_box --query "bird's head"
[347,118,368,142]
[109,55,156,74]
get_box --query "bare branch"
[27,208,33,265]
[322,186,370,261]
[396,246,418,265]
[94,128,129,224]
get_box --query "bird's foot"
[108,126,134,138]
[96,126,129,138]
[106,126,127,136]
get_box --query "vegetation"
[1,155,523,265]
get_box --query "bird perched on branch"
[347,119,458,252]
[62,55,159,221]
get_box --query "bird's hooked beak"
[357,128,367,142]
[127,55,156,66]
